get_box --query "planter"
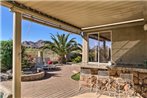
[21,71,45,81]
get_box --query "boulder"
[132,71,139,77]
[139,73,147,80]
[109,70,117,76]
[116,70,122,76]
[133,76,139,85]
[143,78,147,85]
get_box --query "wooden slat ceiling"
[15,0,144,28]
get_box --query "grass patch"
[71,72,80,81]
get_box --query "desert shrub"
[0,40,32,71]
[21,55,32,68]
[21,48,34,68]
[0,40,13,71]
[72,56,82,63]
[71,72,80,81]
[52,61,58,64]
[21,46,30,68]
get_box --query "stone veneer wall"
[21,71,45,81]
[109,67,147,94]
[81,67,147,96]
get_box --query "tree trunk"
[59,56,66,64]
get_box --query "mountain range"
[22,40,46,48]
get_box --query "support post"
[82,33,88,64]
[143,3,147,31]
[13,12,22,98]
[143,3,147,21]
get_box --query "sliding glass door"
[88,33,99,62]
[88,32,112,64]
[99,32,111,63]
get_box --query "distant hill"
[22,40,46,48]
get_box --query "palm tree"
[43,33,81,64]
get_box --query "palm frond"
[42,33,81,63]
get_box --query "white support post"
[13,12,22,98]
[82,33,88,64]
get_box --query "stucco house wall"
[112,25,147,65]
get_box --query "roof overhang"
[1,1,147,34]
[1,1,81,34]
[82,18,144,33]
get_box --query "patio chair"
[117,73,134,98]
[43,58,57,70]
[79,69,92,92]
[96,70,111,97]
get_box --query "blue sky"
[0,6,82,44]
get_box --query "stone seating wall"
[21,71,45,81]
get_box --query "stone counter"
[111,66,147,73]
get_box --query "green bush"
[0,40,31,71]
[72,56,82,63]
[71,72,80,81]
[52,61,58,64]
[21,55,31,68]
[0,40,13,71]
[21,46,30,68]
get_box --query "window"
[88,33,99,62]
[88,32,112,64]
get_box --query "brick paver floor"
[1,65,89,98]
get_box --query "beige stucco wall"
[82,33,88,63]
[112,25,147,64]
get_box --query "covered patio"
[1,0,147,98]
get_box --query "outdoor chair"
[117,73,134,98]
[43,58,57,70]
[79,69,92,92]
[96,70,111,97]
[48,64,57,70]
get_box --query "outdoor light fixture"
[144,24,147,31]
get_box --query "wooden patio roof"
[1,0,147,34]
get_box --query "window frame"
[87,30,112,65]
